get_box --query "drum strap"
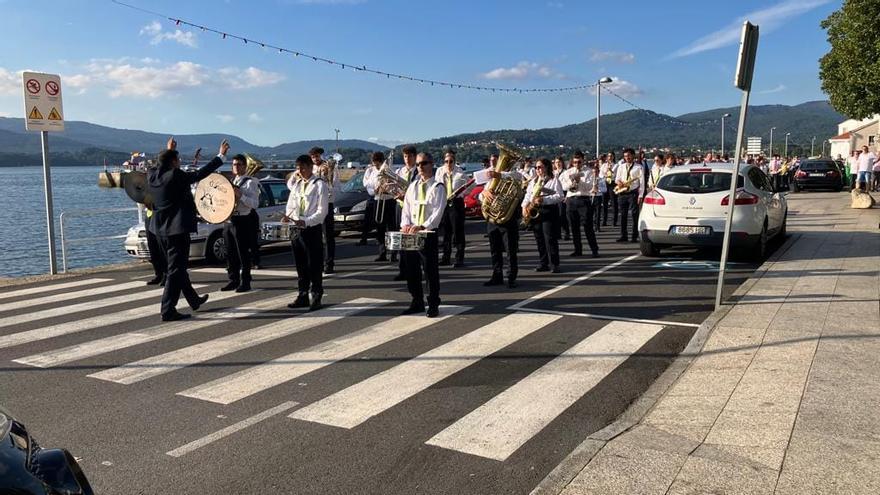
[415,181,427,225]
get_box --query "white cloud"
[480,61,564,80]
[217,114,235,123]
[139,21,198,48]
[589,49,635,64]
[547,2,564,8]
[589,76,642,98]
[218,67,286,89]
[0,68,19,95]
[759,84,787,94]
[247,112,263,123]
[668,0,832,59]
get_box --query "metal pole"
[41,131,58,274]
[784,134,789,158]
[595,82,601,161]
[769,127,774,157]
[715,89,751,310]
[811,137,815,156]
[721,115,725,156]
[60,212,67,273]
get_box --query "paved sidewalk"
[554,192,880,494]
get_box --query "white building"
[829,115,880,159]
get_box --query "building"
[829,115,880,159]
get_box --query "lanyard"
[415,181,427,225]
[299,180,307,215]
[445,173,453,197]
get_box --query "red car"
[463,183,484,218]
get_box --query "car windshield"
[342,172,366,193]
[801,162,834,171]
[657,171,743,194]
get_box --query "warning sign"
[22,72,64,132]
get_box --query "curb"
[530,232,802,495]
[0,260,147,288]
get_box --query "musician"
[400,152,446,317]
[147,137,227,322]
[144,205,166,286]
[615,148,645,243]
[309,147,339,274]
[435,149,468,267]
[221,154,261,293]
[598,153,614,229]
[552,156,571,240]
[284,154,329,311]
[522,159,564,273]
[363,151,396,261]
[481,158,523,289]
[392,145,420,281]
[559,151,600,258]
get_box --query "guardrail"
[59,207,139,273]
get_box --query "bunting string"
[602,86,726,128]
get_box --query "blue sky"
[0,0,839,147]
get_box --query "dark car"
[0,406,93,495]
[333,171,372,235]
[791,159,844,192]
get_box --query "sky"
[0,0,840,147]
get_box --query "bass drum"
[194,173,236,224]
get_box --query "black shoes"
[563,234,571,241]
[220,281,239,292]
[288,295,310,309]
[309,294,323,311]
[401,300,426,315]
[191,294,209,311]
[483,278,503,287]
[535,265,550,272]
[615,237,628,243]
[235,282,251,293]
[439,257,451,266]
[551,265,561,273]
[426,306,439,318]
[630,238,639,243]
[162,311,191,322]
[390,253,399,262]
[507,280,518,289]
[146,276,164,286]
[375,254,388,262]
[355,239,367,246]
[393,273,406,281]
[569,251,583,257]
[592,252,600,258]
[324,264,335,275]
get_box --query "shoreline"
[0,260,145,287]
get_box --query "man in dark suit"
[148,137,229,321]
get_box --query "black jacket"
[147,156,224,236]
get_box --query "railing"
[59,207,140,273]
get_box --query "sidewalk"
[549,192,880,495]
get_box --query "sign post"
[715,22,759,310]
[22,72,65,275]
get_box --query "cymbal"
[122,171,154,207]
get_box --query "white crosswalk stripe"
[0,280,144,313]
[12,290,260,367]
[178,305,471,404]
[0,284,206,331]
[89,298,391,385]
[194,267,298,278]
[425,321,664,461]
[289,312,561,429]
[0,278,111,301]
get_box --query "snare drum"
[385,231,426,251]
[262,221,302,241]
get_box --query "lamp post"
[334,128,341,154]
[822,139,827,157]
[721,113,731,157]
[811,136,816,156]
[784,132,790,158]
[769,126,776,157]
[595,76,612,160]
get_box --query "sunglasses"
[417,161,433,166]
[444,159,454,163]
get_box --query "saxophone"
[482,143,524,224]
[521,177,545,227]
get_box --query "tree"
[819,0,880,119]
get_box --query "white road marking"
[89,298,391,384]
[425,320,664,461]
[289,312,561,429]
[194,267,297,278]
[13,291,266,367]
[0,281,145,313]
[165,401,298,458]
[508,254,639,311]
[336,264,391,279]
[179,305,471,404]
[0,278,111,301]
[0,284,206,332]
[514,307,701,328]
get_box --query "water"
[0,166,138,278]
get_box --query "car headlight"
[351,200,368,213]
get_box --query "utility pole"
[811,136,816,156]
[769,126,776,156]
[595,77,612,161]
[784,132,790,158]
[721,113,731,156]
[334,128,340,154]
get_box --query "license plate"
[671,226,711,235]
[334,214,346,222]
[809,173,824,177]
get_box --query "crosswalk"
[1,276,668,462]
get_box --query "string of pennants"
[601,86,725,128]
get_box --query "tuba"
[244,154,264,177]
[376,167,409,199]
[482,143,524,224]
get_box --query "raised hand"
[219,139,230,157]
[166,136,177,151]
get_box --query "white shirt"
[363,164,394,200]
[232,175,260,216]
[649,164,666,189]
[521,175,564,207]
[396,165,419,185]
[615,161,644,194]
[600,162,614,185]
[769,159,781,174]
[285,175,329,227]
[434,164,469,199]
[400,177,446,231]
[560,167,605,197]
[857,152,876,172]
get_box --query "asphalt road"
[0,218,767,494]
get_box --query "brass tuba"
[376,167,409,199]
[482,143,524,224]
[244,154,264,177]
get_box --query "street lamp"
[721,113,731,157]
[822,139,827,156]
[595,76,612,160]
[334,128,341,154]
[784,132,790,158]
[769,127,776,157]
[811,136,816,156]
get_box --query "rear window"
[801,161,835,171]
[657,171,743,194]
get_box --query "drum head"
[122,171,153,207]
[195,172,236,223]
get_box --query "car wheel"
[749,221,768,262]
[639,237,660,257]
[205,231,227,264]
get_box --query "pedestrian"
[856,145,876,191]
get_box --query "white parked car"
[638,163,787,261]
[123,178,291,263]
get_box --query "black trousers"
[224,214,257,283]
[373,198,397,257]
[440,197,466,260]
[567,196,599,255]
[292,225,324,297]
[146,228,166,279]
[559,201,570,237]
[361,199,375,243]
[249,210,261,265]
[404,232,440,307]
[609,188,619,225]
[617,191,640,240]
[158,233,200,317]
[488,213,520,281]
[532,205,561,268]
[600,188,612,226]
[323,202,335,267]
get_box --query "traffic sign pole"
[41,130,58,274]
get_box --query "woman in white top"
[522,158,565,273]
